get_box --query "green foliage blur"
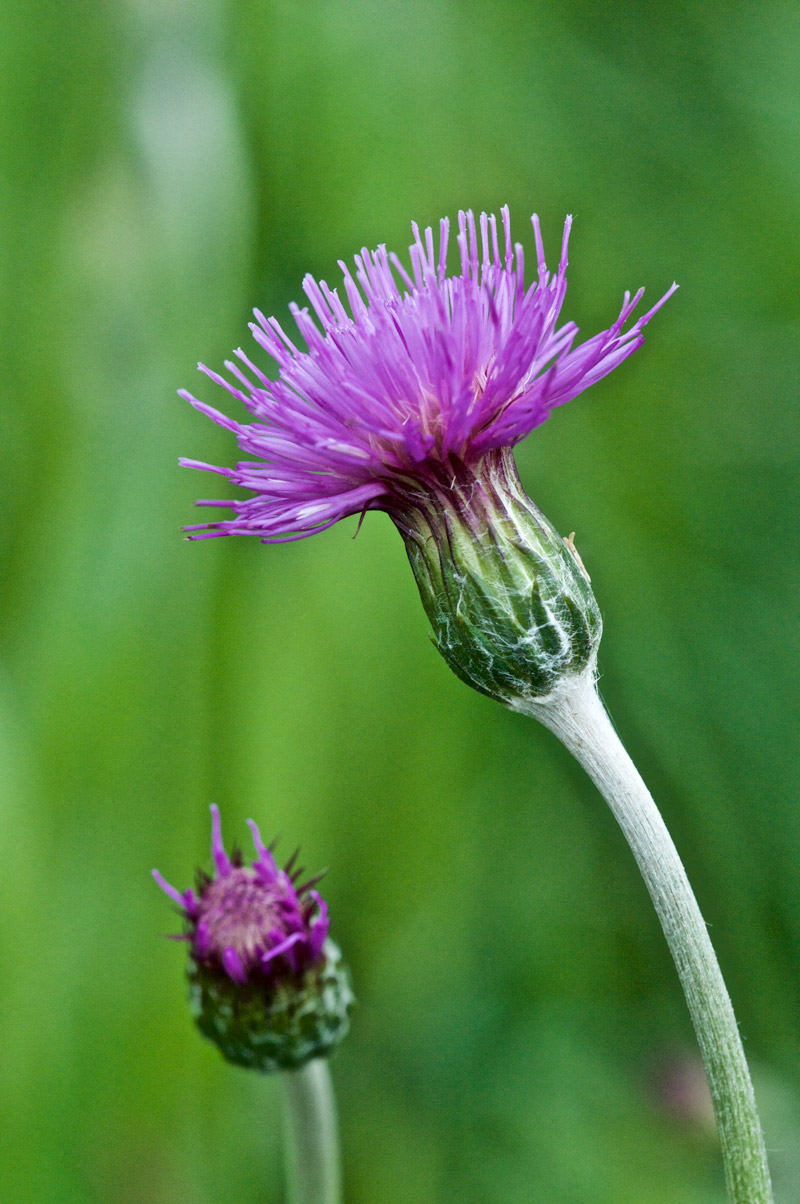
[2,1,799,1200]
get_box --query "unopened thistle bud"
[153,806,353,1074]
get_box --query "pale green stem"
[281,1059,342,1204]
[520,672,773,1204]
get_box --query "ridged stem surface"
[523,675,773,1204]
[281,1059,342,1204]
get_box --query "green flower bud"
[390,448,602,708]
[189,938,354,1074]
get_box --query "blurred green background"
[2,1,799,1201]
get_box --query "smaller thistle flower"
[153,806,353,1073]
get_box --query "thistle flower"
[153,806,353,1073]
[181,208,675,707]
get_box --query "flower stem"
[281,1059,342,1204]
[524,673,773,1204]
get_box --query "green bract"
[395,449,602,708]
[189,939,354,1074]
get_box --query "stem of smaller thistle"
[524,674,774,1204]
[281,1059,342,1204]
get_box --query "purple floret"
[153,805,331,986]
[180,207,676,542]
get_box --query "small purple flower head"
[180,207,675,544]
[154,806,353,1073]
[155,804,329,982]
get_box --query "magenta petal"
[181,208,675,542]
[222,946,248,984]
[248,818,280,883]
[261,931,304,966]
[308,890,330,959]
[152,869,188,911]
[210,804,232,877]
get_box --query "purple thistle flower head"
[180,208,676,710]
[154,804,329,982]
[153,806,353,1073]
[180,207,675,544]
